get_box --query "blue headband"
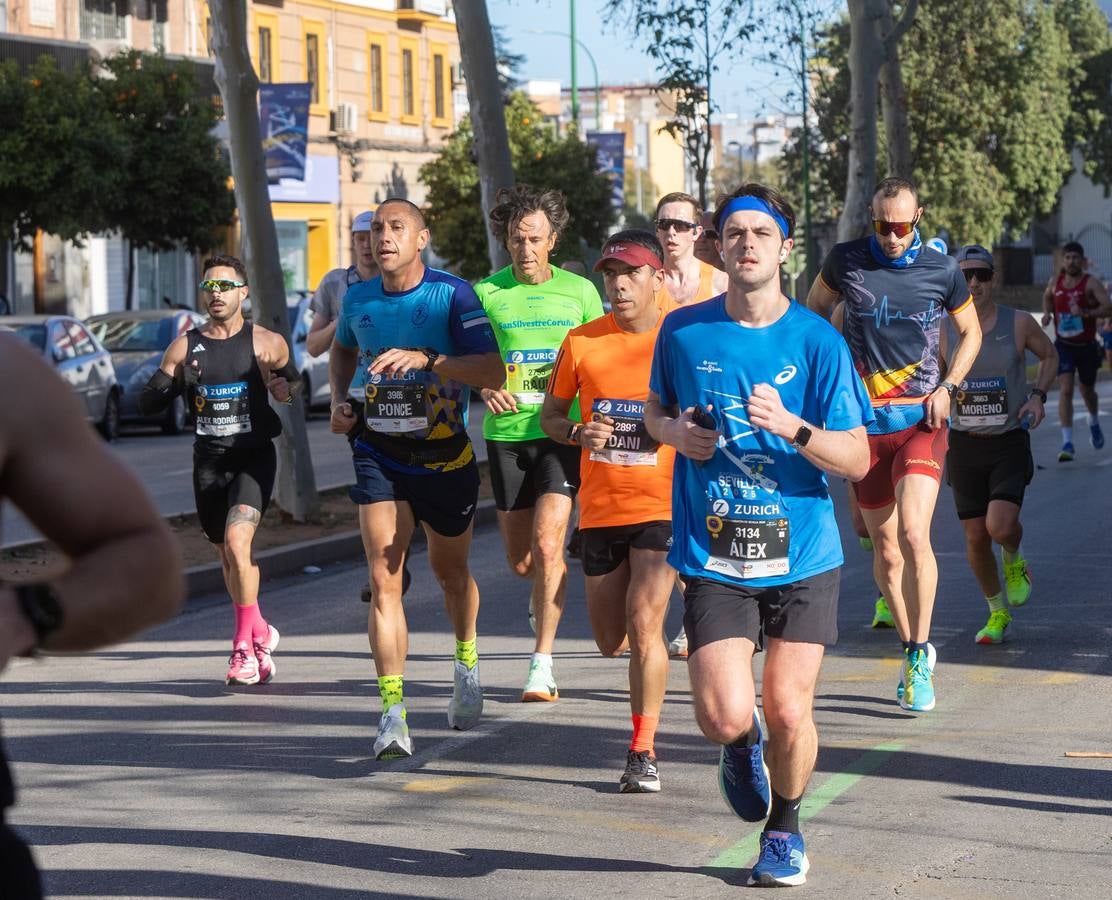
[715,196,790,240]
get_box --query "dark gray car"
[87,309,207,434]
[1,314,122,440]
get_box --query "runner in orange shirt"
[542,229,677,793]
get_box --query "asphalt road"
[3,395,1111,897]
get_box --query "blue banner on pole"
[586,131,626,213]
[259,83,312,183]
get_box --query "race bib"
[194,381,252,437]
[703,497,790,579]
[588,398,659,466]
[955,375,1007,427]
[505,348,556,405]
[1058,312,1084,339]
[365,373,428,433]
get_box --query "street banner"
[259,83,312,183]
[586,131,626,213]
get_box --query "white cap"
[352,211,374,232]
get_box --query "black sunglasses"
[963,268,994,283]
[655,217,699,234]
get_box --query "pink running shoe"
[226,644,260,685]
[254,625,280,684]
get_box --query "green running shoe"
[859,536,874,552]
[871,596,895,628]
[1003,555,1032,607]
[976,609,1012,645]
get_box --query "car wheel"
[98,390,121,442]
[301,373,312,419]
[162,394,188,435]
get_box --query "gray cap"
[352,210,375,232]
[956,244,994,269]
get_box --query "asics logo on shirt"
[774,365,798,385]
[359,315,373,328]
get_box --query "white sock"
[985,592,1006,613]
[531,652,553,668]
[1062,426,1073,444]
[1001,544,1021,564]
[1089,411,1099,427]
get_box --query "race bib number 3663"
[955,375,1007,427]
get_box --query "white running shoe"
[521,657,558,702]
[374,704,412,760]
[668,625,689,659]
[448,660,483,730]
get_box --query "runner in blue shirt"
[645,183,872,888]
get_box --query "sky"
[486,0,803,122]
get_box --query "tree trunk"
[879,0,917,179]
[207,0,319,521]
[840,0,885,241]
[455,0,514,272]
[125,238,135,310]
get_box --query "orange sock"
[630,713,658,753]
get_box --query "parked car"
[288,291,331,415]
[87,309,207,434]
[0,314,121,440]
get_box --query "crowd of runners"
[5,173,1106,891]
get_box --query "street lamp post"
[528,27,601,132]
[796,4,813,284]
[570,0,579,128]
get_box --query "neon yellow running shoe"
[871,596,895,628]
[859,536,874,552]
[975,609,1012,644]
[1003,555,1031,607]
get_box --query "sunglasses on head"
[655,217,698,234]
[199,279,245,293]
[963,268,994,283]
[872,219,918,238]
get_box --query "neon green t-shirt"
[476,265,604,442]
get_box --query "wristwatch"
[567,422,582,445]
[1029,388,1048,403]
[790,424,813,449]
[15,582,64,650]
[421,348,440,372]
[939,381,958,398]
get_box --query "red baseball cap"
[593,240,663,272]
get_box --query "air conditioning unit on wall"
[330,102,358,135]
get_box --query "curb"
[185,498,500,600]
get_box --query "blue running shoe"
[1091,422,1104,450]
[718,711,771,822]
[900,648,936,712]
[897,642,936,702]
[748,830,809,887]
[1058,441,1075,462]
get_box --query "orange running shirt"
[660,259,720,307]
[548,302,677,529]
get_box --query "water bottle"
[1020,411,1036,430]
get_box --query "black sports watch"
[790,424,813,449]
[567,422,582,445]
[421,348,440,372]
[15,582,64,650]
[939,380,958,398]
[1029,388,1048,403]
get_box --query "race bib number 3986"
[365,374,428,433]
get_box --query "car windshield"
[0,323,47,350]
[89,317,172,352]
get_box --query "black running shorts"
[1056,339,1102,386]
[486,437,580,512]
[192,443,276,544]
[946,428,1033,520]
[579,520,673,576]
[683,568,840,654]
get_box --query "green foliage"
[419,92,616,281]
[0,51,233,251]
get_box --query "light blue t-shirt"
[649,298,874,588]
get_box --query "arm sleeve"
[814,337,875,432]
[648,319,677,407]
[944,261,973,314]
[547,334,578,401]
[817,245,843,295]
[448,281,499,355]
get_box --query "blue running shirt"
[650,298,874,588]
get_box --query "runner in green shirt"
[475,185,604,703]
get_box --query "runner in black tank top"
[139,254,299,687]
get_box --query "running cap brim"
[352,211,375,232]
[593,241,663,272]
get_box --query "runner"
[693,211,725,273]
[1039,240,1112,461]
[541,229,677,792]
[807,176,982,712]
[646,183,872,886]
[140,254,296,685]
[475,185,604,702]
[328,198,503,760]
[946,245,1058,643]
[1,333,183,896]
[655,192,728,306]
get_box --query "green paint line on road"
[702,740,905,873]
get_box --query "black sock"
[730,723,760,748]
[901,641,912,655]
[908,641,929,656]
[766,789,802,833]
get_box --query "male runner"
[646,184,872,886]
[1,333,183,895]
[655,192,728,306]
[475,185,604,702]
[693,211,725,272]
[329,198,503,760]
[807,176,982,712]
[141,254,296,685]
[307,210,379,358]
[946,245,1057,643]
[1040,240,1112,461]
[541,229,677,792]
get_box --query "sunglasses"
[655,218,699,234]
[199,279,245,293]
[872,219,918,238]
[963,268,994,283]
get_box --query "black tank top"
[185,323,280,450]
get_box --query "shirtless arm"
[806,275,840,320]
[1085,275,1112,319]
[1015,313,1059,429]
[306,311,337,358]
[1040,279,1055,326]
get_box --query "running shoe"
[226,644,260,685]
[448,659,483,730]
[975,609,1012,645]
[897,642,936,702]
[1058,441,1075,462]
[1003,553,1032,607]
[667,625,689,659]
[374,703,412,760]
[871,596,895,629]
[858,536,874,552]
[1091,421,1105,450]
[900,647,936,712]
[521,657,558,702]
[619,749,661,793]
[718,711,771,822]
[253,624,280,684]
[748,830,810,887]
